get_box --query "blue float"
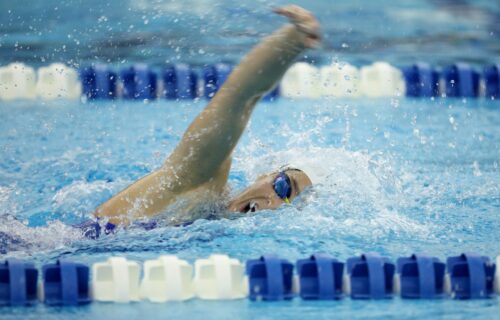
[402,63,440,97]
[163,64,198,99]
[443,63,480,98]
[296,254,344,300]
[246,255,294,301]
[120,64,157,100]
[397,254,447,299]
[203,63,232,99]
[80,64,117,100]
[0,259,38,306]
[263,85,280,101]
[346,253,395,299]
[447,253,496,299]
[483,64,500,99]
[42,260,91,305]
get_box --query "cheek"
[257,196,272,207]
[266,197,273,206]
[256,195,278,209]
[267,195,284,208]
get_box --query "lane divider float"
[140,255,194,302]
[344,252,395,299]
[91,257,140,303]
[194,254,247,300]
[35,63,82,100]
[395,254,447,299]
[296,254,344,300]
[0,253,498,306]
[0,259,38,306]
[81,64,117,100]
[40,260,90,305]
[446,253,496,299]
[163,64,198,100]
[0,63,37,100]
[120,64,158,100]
[320,63,360,98]
[359,62,405,98]
[402,63,440,98]
[1,62,500,101]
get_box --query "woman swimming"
[94,5,320,230]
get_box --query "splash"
[51,179,121,221]
[232,146,431,239]
[0,215,81,256]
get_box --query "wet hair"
[278,164,305,174]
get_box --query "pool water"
[0,97,499,319]
[1,0,500,318]
[1,0,499,67]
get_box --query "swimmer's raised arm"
[95,6,320,225]
[167,5,320,186]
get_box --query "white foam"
[232,146,430,237]
[0,216,81,255]
[0,186,13,210]
[51,180,117,219]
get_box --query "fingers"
[273,4,312,17]
[273,5,321,48]
[273,5,312,21]
[304,36,321,49]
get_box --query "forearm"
[168,25,308,185]
[218,24,308,102]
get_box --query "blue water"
[1,98,499,318]
[1,0,500,319]
[1,0,499,67]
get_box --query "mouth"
[240,201,257,213]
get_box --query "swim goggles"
[273,171,292,204]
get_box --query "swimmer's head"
[227,167,312,213]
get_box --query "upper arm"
[165,27,306,188]
[165,93,260,187]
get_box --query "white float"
[342,273,351,295]
[393,273,401,294]
[359,61,406,97]
[194,254,247,300]
[281,62,321,98]
[140,255,194,302]
[0,63,37,100]
[35,63,81,100]
[320,62,360,97]
[91,257,141,303]
[443,273,452,295]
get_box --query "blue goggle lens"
[273,172,292,199]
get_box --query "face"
[227,169,312,213]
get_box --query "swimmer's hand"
[273,5,321,48]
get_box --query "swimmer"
[93,5,320,231]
